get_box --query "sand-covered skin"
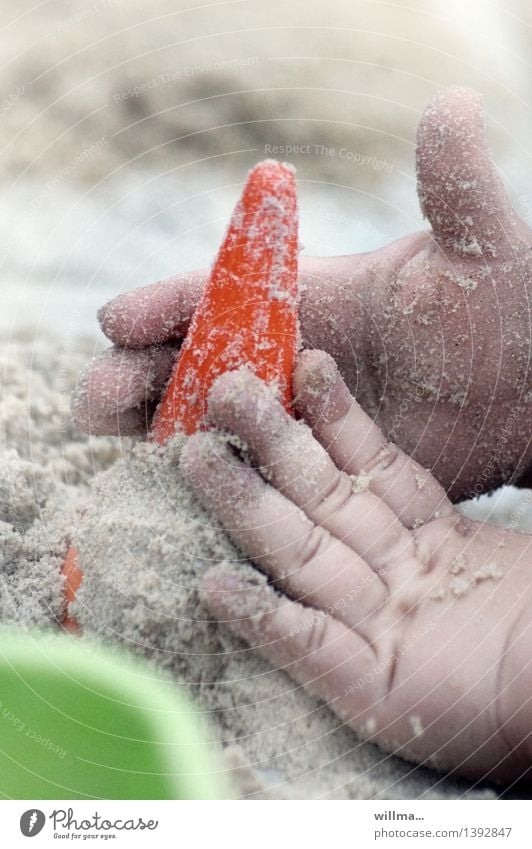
[4,332,529,799]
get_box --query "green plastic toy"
[0,631,231,799]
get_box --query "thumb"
[416,87,527,259]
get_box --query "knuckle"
[293,524,331,573]
[314,470,353,517]
[361,442,404,480]
[296,611,332,657]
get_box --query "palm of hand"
[368,236,532,500]
[299,88,532,499]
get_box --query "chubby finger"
[98,256,347,352]
[206,369,414,572]
[98,270,207,348]
[203,565,383,722]
[181,432,386,628]
[293,350,453,528]
[417,87,527,259]
[71,343,178,435]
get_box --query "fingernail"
[294,350,352,425]
[208,366,283,435]
[209,367,259,409]
[97,302,110,326]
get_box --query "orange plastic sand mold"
[149,160,299,442]
[61,545,83,634]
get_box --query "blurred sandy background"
[2,0,532,339]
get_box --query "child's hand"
[180,351,532,781]
[73,87,532,500]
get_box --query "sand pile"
[0,330,501,799]
[0,334,122,628]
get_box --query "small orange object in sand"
[61,545,83,633]
[61,159,299,630]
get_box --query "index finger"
[293,350,453,528]
[98,270,206,348]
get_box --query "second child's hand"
[182,352,532,782]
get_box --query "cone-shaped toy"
[149,160,299,442]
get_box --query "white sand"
[0,334,123,628]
